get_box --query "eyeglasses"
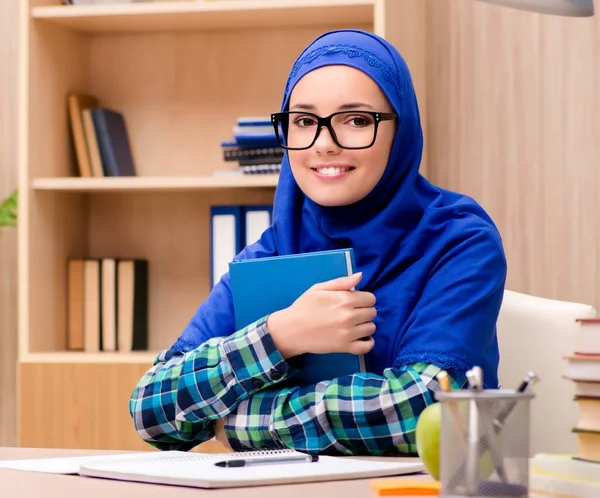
[271,110,397,150]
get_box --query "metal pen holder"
[435,390,535,498]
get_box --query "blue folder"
[210,206,244,288]
[229,248,366,385]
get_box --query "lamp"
[476,0,594,16]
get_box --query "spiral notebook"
[77,449,425,489]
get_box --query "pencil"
[437,370,452,392]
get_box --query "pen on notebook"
[214,454,319,468]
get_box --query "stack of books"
[530,317,600,496]
[67,93,137,179]
[217,117,283,176]
[67,258,148,354]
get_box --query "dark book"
[91,108,136,177]
[117,259,148,352]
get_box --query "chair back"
[497,289,598,455]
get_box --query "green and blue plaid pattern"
[129,316,464,454]
[223,363,464,455]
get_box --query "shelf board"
[20,351,158,364]
[31,0,375,34]
[31,175,278,192]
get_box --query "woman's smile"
[310,163,356,180]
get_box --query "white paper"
[0,451,182,474]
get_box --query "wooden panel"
[0,0,19,447]
[18,362,231,452]
[32,175,279,192]
[374,0,428,177]
[426,1,600,310]
[25,6,91,354]
[19,361,164,450]
[31,0,374,34]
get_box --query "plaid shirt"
[129,316,464,455]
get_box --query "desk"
[0,446,431,498]
[0,447,547,497]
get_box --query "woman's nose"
[313,124,341,154]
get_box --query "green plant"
[0,190,18,232]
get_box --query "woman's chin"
[305,188,363,208]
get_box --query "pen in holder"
[435,389,535,498]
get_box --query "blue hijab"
[172,29,507,388]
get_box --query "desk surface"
[0,446,432,498]
[0,447,546,498]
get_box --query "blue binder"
[210,206,244,288]
[228,248,366,385]
[242,205,273,246]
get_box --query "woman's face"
[286,65,396,207]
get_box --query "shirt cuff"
[222,316,292,395]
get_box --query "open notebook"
[76,449,425,489]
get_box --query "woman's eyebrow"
[289,102,375,111]
[338,102,375,110]
[290,103,316,110]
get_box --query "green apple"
[416,402,499,482]
[415,402,442,480]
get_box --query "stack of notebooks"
[218,116,283,176]
[67,93,137,179]
[530,317,600,496]
[67,258,148,354]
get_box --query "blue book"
[228,248,366,385]
[91,108,136,177]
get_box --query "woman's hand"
[266,272,376,359]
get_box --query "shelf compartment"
[31,175,279,192]
[31,0,375,34]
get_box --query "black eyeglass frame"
[271,110,397,150]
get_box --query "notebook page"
[79,453,425,488]
[0,450,188,474]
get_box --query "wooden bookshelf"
[21,351,159,364]
[32,0,375,33]
[17,0,427,450]
[32,175,279,192]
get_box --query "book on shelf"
[219,116,283,176]
[67,258,148,353]
[210,204,272,288]
[67,93,137,179]
[67,94,97,178]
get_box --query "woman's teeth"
[314,166,352,176]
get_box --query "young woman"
[129,29,507,456]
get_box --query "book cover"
[117,259,148,352]
[91,108,136,177]
[228,248,366,385]
[67,93,97,178]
